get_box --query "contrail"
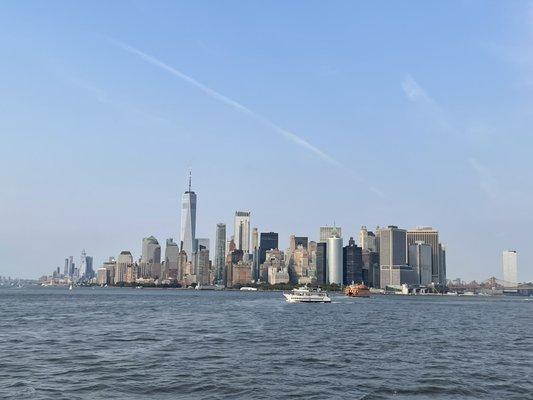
[109,39,341,167]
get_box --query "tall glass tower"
[180,173,197,258]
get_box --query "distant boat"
[283,286,331,303]
[344,283,371,298]
[68,284,73,291]
[240,287,258,291]
[196,284,217,290]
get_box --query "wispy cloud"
[468,157,498,198]
[109,39,341,167]
[401,74,434,104]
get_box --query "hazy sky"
[1,1,532,281]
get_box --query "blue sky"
[1,1,532,281]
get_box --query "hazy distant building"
[362,250,380,287]
[231,261,252,287]
[320,226,342,242]
[103,257,116,285]
[502,250,518,286]
[165,238,180,280]
[64,258,69,277]
[343,237,363,284]
[215,223,226,283]
[115,251,133,284]
[408,241,432,285]
[96,267,107,286]
[197,248,211,285]
[316,242,327,285]
[359,226,377,252]
[197,238,210,251]
[379,226,415,288]
[234,211,251,253]
[259,232,279,265]
[407,227,444,285]
[294,236,308,249]
[141,236,161,278]
[180,173,197,258]
[327,229,343,285]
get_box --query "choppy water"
[0,287,531,399]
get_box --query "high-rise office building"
[251,227,259,281]
[165,238,180,280]
[408,241,432,285]
[362,250,380,287]
[295,236,309,249]
[327,229,343,285]
[180,173,197,258]
[379,226,414,288]
[141,236,161,278]
[259,232,279,265]
[320,226,342,242]
[215,223,226,283]
[197,248,210,285]
[234,211,251,253]
[359,226,377,252]
[343,237,363,284]
[115,251,133,284]
[316,242,327,285]
[197,238,210,251]
[502,250,518,285]
[64,258,69,277]
[407,227,443,284]
[68,256,74,277]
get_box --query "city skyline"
[34,174,523,286]
[1,2,533,281]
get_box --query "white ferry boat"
[240,287,258,291]
[283,287,331,303]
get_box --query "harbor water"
[0,287,531,399]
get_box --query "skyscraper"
[407,227,443,284]
[234,211,251,252]
[197,238,210,251]
[180,173,197,258]
[320,226,342,242]
[502,250,518,285]
[215,223,226,283]
[115,251,133,284]
[359,226,377,252]
[294,236,308,249]
[379,226,414,288]
[408,241,432,285]
[327,228,343,285]
[141,236,161,278]
[316,242,327,285]
[251,227,259,281]
[259,232,279,265]
[343,237,363,284]
[165,238,180,280]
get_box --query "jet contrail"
[110,39,341,167]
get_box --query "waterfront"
[1,287,531,399]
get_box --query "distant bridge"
[449,277,533,294]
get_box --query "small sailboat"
[69,284,73,291]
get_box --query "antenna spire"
[188,170,192,192]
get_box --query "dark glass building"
[294,236,309,249]
[316,242,327,285]
[362,250,380,287]
[343,237,363,284]
[259,232,279,265]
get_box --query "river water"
[0,287,531,399]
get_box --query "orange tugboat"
[345,283,371,298]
